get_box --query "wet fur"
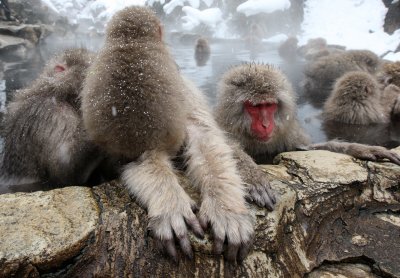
[194,38,210,67]
[323,71,388,125]
[303,49,380,97]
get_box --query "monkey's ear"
[54,64,66,73]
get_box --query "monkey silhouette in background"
[0,48,102,189]
[297,37,346,61]
[278,36,298,63]
[302,49,381,104]
[215,63,400,167]
[194,37,210,67]
[82,6,263,262]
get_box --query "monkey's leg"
[231,143,276,210]
[183,80,254,262]
[122,150,204,260]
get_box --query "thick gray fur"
[0,48,101,186]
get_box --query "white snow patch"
[237,0,291,17]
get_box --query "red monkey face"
[244,100,277,141]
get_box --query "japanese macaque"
[278,36,298,63]
[323,71,400,125]
[194,37,210,67]
[82,6,259,262]
[377,61,400,87]
[215,63,400,166]
[323,71,389,125]
[302,49,381,102]
[0,48,102,188]
[297,37,346,61]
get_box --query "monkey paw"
[349,144,400,165]
[198,202,254,263]
[245,179,276,211]
[148,202,204,262]
[242,168,276,211]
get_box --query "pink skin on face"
[54,65,66,73]
[244,101,277,141]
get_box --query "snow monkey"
[194,37,210,67]
[215,63,400,166]
[302,49,381,101]
[323,71,400,125]
[82,6,260,262]
[278,36,298,63]
[0,48,102,189]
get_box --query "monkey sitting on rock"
[81,6,268,263]
[215,63,400,167]
[0,48,102,189]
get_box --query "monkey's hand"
[148,198,204,261]
[345,144,400,165]
[310,141,400,165]
[234,146,276,210]
[243,169,276,211]
[198,198,254,263]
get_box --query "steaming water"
[1,36,400,156]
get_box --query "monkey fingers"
[149,212,203,261]
[198,206,254,262]
[371,148,400,165]
[246,183,276,211]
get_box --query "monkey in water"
[297,37,346,61]
[215,63,400,167]
[0,48,102,189]
[278,36,298,63]
[323,71,400,125]
[82,6,264,262]
[302,49,381,102]
[194,37,210,67]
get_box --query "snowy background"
[40,0,400,60]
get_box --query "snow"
[39,0,400,59]
[181,7,222,30]
[299,0,400,56]
[237,0,291,17]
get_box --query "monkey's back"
[323,71,388,125]
[82,41,188,159]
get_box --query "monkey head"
[347,50,380,73]
[379,61,400,87]
[323,71,388,125]
[216,63,297,146]
[106,6,162,42]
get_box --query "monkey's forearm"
[308,140,400,165]
[183,79,254,261]
[121,150,203,259]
